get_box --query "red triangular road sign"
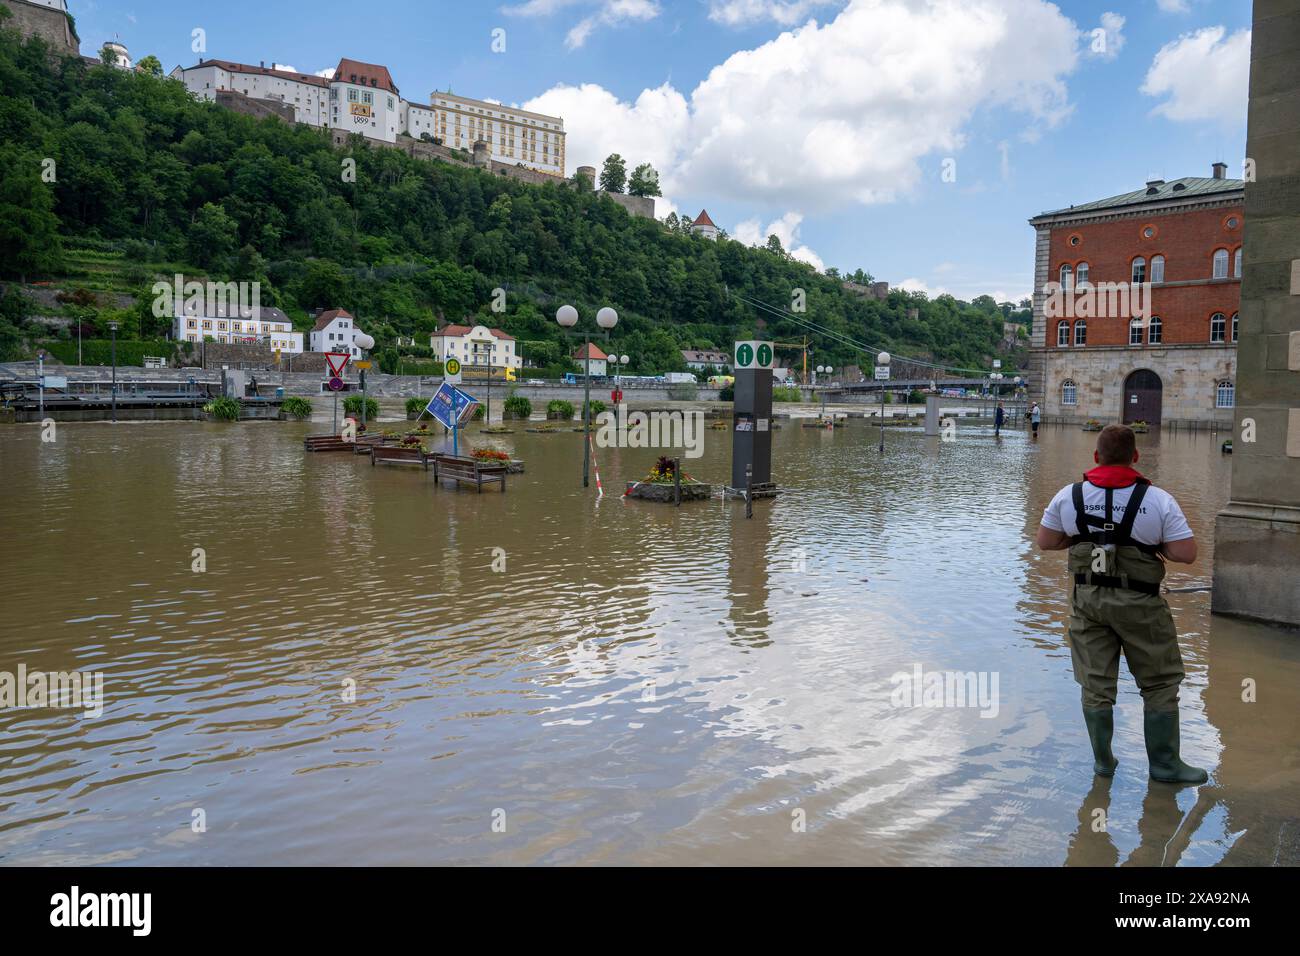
[325,352,350,377]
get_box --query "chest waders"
[1063,480,1208,784]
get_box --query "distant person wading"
[1035,424,1208,785]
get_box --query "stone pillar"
[924,394,941,436]
[1212,2,1300,627]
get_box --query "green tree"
[599,153,626,193]
[628,163,661,198]
[0,150,63,280]
[137,54,163,76]
[187,203,238,267]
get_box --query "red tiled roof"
[431,325,515,341]
[692,209,717,229]
[573,342,608,361]
[192,59,330,88]
[334,58,399,96]
[311,308,353,332]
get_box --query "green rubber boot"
[1083,706,1119,776]
[1143,710,1208,784]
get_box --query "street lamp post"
[108,320,120,423]
[614,354,629,427]
[355,333,375,428]
[877,351,890,453]
[556,304,619,487]
[817,365,832,417]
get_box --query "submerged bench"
[303,435,355,452]
[431,454,507,492]
[371,445,431,469]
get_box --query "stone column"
[1212,1,1300,627]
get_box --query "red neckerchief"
[1083,465,1149,488]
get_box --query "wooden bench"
[371,445,431,469]
[431,454,507,492]
[352,434,390,454]
[303,435,355,452]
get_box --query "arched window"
[1213,248,1229,279]
[1074,319,1087,346]
[1131,257,1146,284]
[1062,380,1078,406]
[1234,248,1242,278]
[1231,311,1239,342]
[1150,255,1165,284]
[1210,312,1227,342]
[1216,380,1235,408]
[1057,320,1069,347]
[1059,263,1073,289]
[1148,315,1162,344]
[1075,262,1089,287]
[1129,319,1144,345]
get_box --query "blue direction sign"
[426,382,479,430]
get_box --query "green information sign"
[733,340,775,370]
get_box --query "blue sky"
[73,0,1251,302]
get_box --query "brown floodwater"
[1,408,1297,866]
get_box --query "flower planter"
[624,481,712,503]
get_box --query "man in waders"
[1035,424,1207,784]
[1030,402,1041,439]
[994,402,1005,436]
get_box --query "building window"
[1062,380,1078,406]
[1075,262,1089,287]
[1131,257,1146,284]
[1210,312,1227,342]
[348,89,358,103]
[1151,255,1165,284]
[1213,248,1229,279]
[1074,319,1087,346]
[1059,264,1072,288]
[1129,320,1144,345]
[1216,380,1235,408]
[1234,248,1242,278]
[1231,311,1239,342]
[1148,316,1162,344]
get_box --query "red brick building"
[1029,164,1243,427]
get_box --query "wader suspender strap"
[1070,481,1161,595]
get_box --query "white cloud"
[504,0,661,49]
[527,0,1082,213]
[1141,26,1250,124]
[897,277,946,297]
[314,67,336,79]
[273,63,298,73]
[1155,0,1190,12]
[524,81,689,182]
[707,1,841,27]
[1085,12,1125,61]
[733,212,825,270]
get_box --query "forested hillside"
[0,16,1028,373]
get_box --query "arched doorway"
[1123,369,1162,426]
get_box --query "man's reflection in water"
[1068,777,1218,867]
[1065,774,1119,867]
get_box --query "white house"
[691,209,719,240]
[173,303,302,352]
[171,59,331,128]
[329,58,402,144]
[573,342,608,378]
[310,308,365,357]
[681,349,729,371]
[430,324,519,370]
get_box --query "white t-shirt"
[1041,481,1194,546]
